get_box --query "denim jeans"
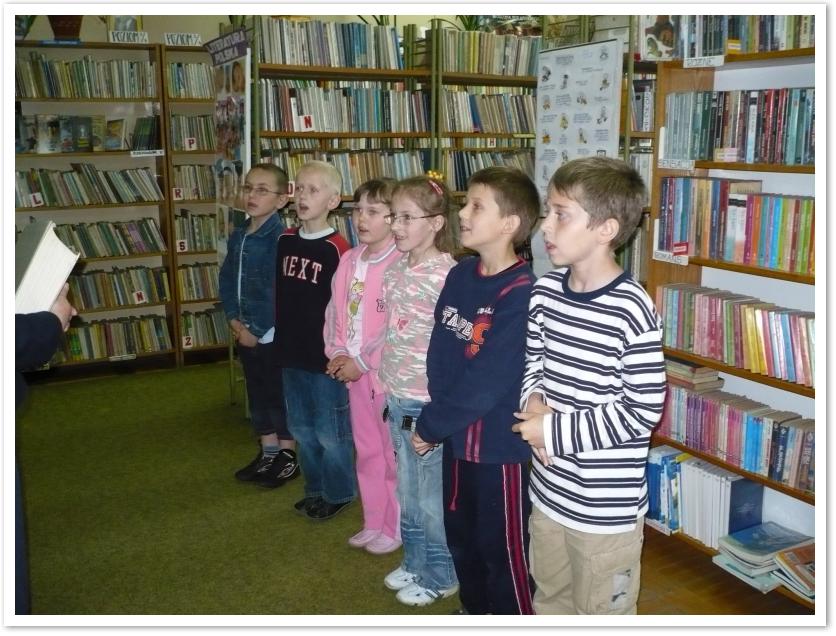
[386,394,457,592]
[283,368,355,504]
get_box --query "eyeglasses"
[242,185,282,197]
[384,213,440,226]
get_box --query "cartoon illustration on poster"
[532,39,623,275]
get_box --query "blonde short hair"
[297,160,342,196]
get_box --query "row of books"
[659,382,814,491]
[261,150,428,197]
[181,308,229,348]
[639,15,815,61]
[174,209,218,252]
[170,114,216,152]
[259,80,431,134]
[441,149,534,192]
[16,52,157,99]
[68,266,171,312]
[129,116,161,151]
[661,87,815,165]
[727,15,816,54]
[657,177,815,275]
[430,27,542,77]
[54,218,167,259]
[440,89,536,134]
[55,314,173,363]
[657,283,815,387]
[629,76,656,133]
[626,145,653,206]
[614,214,649,284]
[258,17,403,69]
[177,262,220,302]
[713,522,813,600]
[15,165,164,209]
[166,62,214,99]
[16,114,134,154]
[646,445,764,542]
[172,164,216,201]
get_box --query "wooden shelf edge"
[54,348,176,367]
[687,257,814,284]
[663,348,815,398]
[17,202,163,212]
[76,302,171,315]
[258,63,429,80]
[694,161,814,173]
[259,131,431,139]
[651,433,815,504]
[440,71,536,88]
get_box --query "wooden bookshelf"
[645,38,816,611]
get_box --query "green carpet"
[17,362,459,615]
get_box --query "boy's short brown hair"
[467,167,540,247]
[548,157,646,249]
[250,163,290,193]
[354,177,397,206]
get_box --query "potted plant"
[15,15,36,40]
[47,15,84,40]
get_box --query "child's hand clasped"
[326,355,362,383]
[512,410,552,466]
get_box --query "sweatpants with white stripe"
[442,447,534,614]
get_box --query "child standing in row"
[324,179,403,554]
[415,167,540,614]
[219,164,298,488]
[275,160,356,521]
[378,176,459,606]
[513,157,666,615]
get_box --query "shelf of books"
[15,40,178,369]
[642,16,815,608]
[251,17,435,246]
[426,19,541,263]
[160,44,227,362]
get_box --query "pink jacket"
[324,239,403,374]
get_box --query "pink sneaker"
[365,534,402,555]
[347,528,380,548]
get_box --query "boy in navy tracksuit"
[414,167,541,615]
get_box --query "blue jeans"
[386,395,457,592]
[283,368,355,504]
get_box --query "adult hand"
[50,283,77,332]
[236,327,258,348]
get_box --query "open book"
[15,219,79,314]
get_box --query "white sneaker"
[384,566,418,591]
[396,581,459,606]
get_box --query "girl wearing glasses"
[377,175,459,607]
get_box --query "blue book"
[769,196,783,269]
[779,311,796,382]
[727,478,763,534]
[719,521,812,565]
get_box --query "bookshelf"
[644,44,816,607]
[252,17,432,244]
[15,40,177,368]
[161,44,227,363]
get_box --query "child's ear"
[276,194,290,209]
[598,217,620,244]
[327,191,342,211]
[503,213,521,237]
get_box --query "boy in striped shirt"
[513,157,667,614]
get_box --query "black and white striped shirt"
[521,267,666,534]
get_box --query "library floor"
[18,363,812,616]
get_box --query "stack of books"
[712,521,813,595]
[666,359,724,391]
[772,542,815,601]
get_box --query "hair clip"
[426,171,444,196]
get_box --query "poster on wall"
[205,28,252,264]
[532,39,623,276]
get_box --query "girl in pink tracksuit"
[324,178,404,554]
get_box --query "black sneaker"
[306,499,352,521]
[234,451,272,482]
[254,449,300,489]
[294,496,323,516]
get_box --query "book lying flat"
[718,521,813,566]
[712,553,782,593]
[774,542,814,597]
[15,219,79,314]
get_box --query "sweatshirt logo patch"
[440,305,493,358]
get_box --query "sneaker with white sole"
[365,534,401,555]
[347,528,380,548]
[383,566,418,591]
[396,582,459,607]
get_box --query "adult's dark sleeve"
[16,312,63,408]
